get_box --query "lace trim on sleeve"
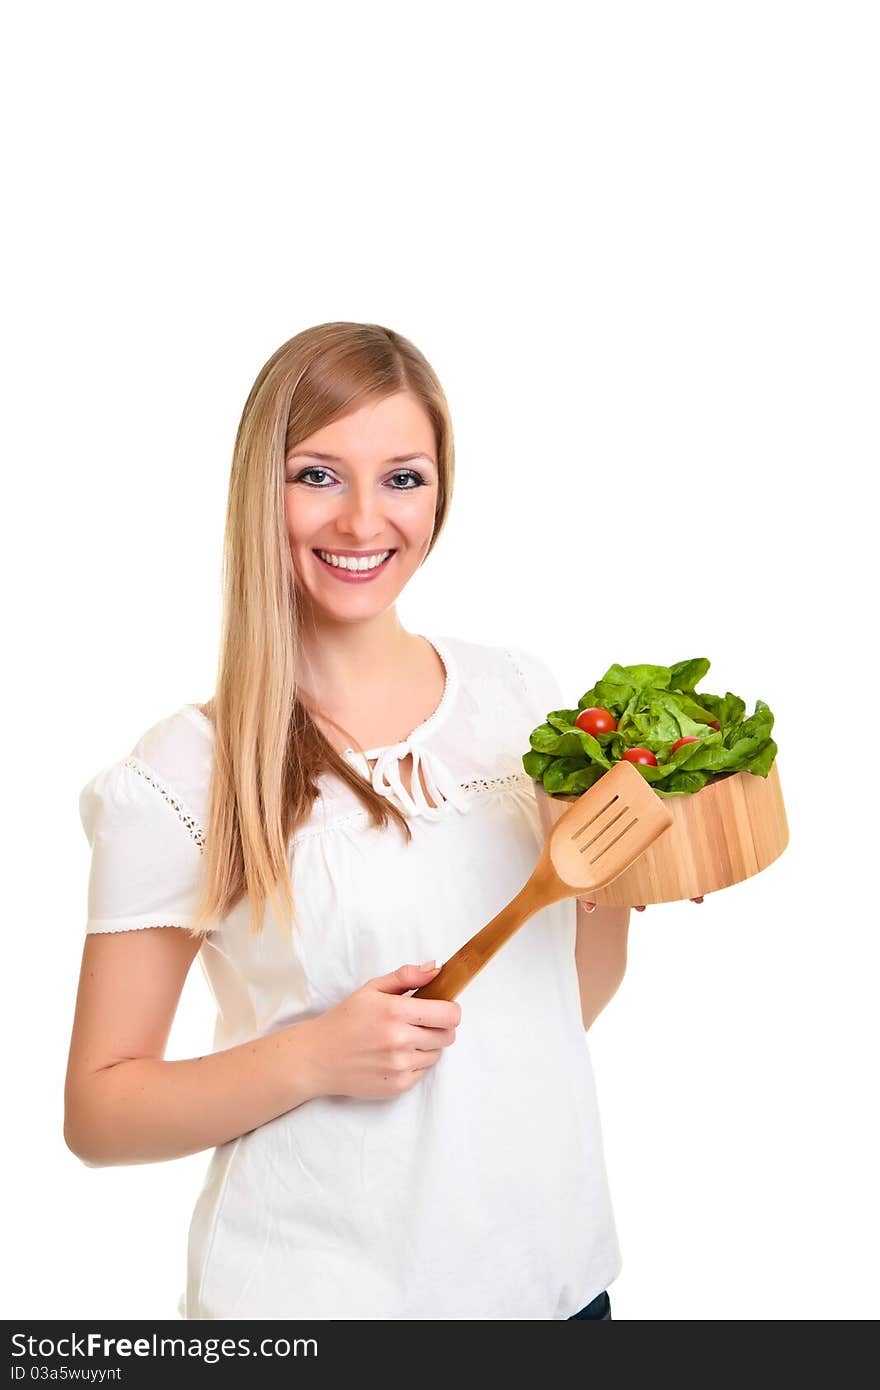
[87,918,199,934]
[122,756,206,852]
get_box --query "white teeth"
[317,549,392,572]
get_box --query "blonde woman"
[65,322,630,1321]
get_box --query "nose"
[334,478,389,542]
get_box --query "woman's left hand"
[580,896,704,912]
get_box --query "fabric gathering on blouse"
[78,633,622,1320]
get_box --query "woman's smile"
[312,547,397,581]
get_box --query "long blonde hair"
[188,322,455,941]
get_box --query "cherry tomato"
[671,736,700,754]
[621,747,657,766]
[708,719,721,731]
[575,706,617,736]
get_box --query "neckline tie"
[343,740,471,821]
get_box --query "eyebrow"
[288,451,436,467]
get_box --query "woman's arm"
[64,927,324,1167]
[574,902,630,1030]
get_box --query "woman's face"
[284,391,439,621]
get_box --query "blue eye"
[389,470,427,490]
[290,468,427,490]
[293,467,334,487]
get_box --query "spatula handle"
[412,855,564,1001]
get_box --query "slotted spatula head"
[411,759,675,1002]
[546,758,674,893]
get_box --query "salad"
[522,658,778,798]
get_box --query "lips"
[312,548,396,558]
[312,548,397,581]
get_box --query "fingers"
[412,1027,456,1049]
[633,897,704,910]
[584,898,705,911]
[404,997,461,1029]
[410,1047,443,1064]
[586,900,647,910]
[375,962,443,994]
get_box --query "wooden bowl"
[533,760,790,906]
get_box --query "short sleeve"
[78,756,204,934]
[505,644,568,725]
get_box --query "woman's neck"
[294,611,416,706]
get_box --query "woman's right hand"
[308,962,461,1101]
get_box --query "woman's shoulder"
[77,705,211,935]
[436,632,565,720]
[79,702,214,845]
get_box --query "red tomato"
[671,736,700,754]
[708,719,721,731]
[575,706,617,736]
[621,747,657,766]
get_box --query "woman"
[65,321,639,1320]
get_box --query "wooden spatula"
[412,758,674,1001]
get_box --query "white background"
[3,0,877,1322]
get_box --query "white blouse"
[78,633,621,1320]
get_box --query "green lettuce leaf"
[522,658,778,798]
